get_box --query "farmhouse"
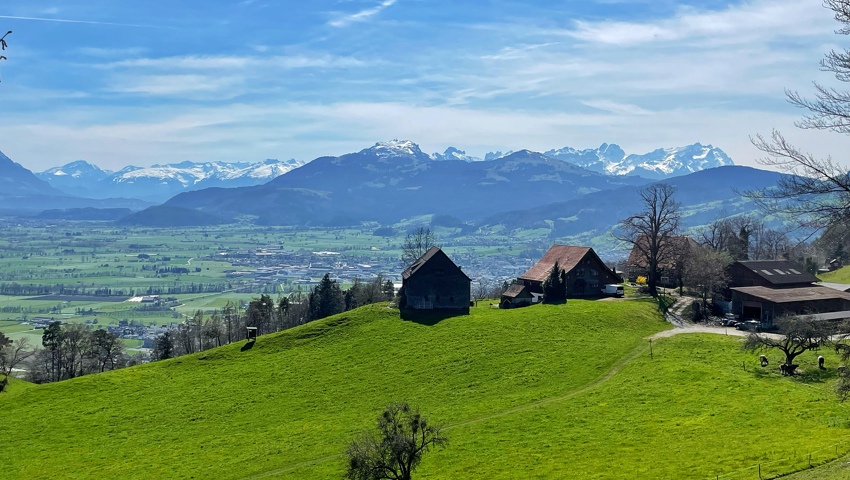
[626,235,698,288]
[401,247,471,313]
[518,245,621,297]
[728,260,850,325]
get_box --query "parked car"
[602,284,624,297]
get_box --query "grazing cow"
[759,355,769,367]
[818,356,825,369]
[780,364,790,376]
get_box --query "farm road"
[649,295,783,341]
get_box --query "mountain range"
[37,158,305,203]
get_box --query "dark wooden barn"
[519,245,621,297]
[401,247,471,313]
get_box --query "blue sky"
[0,0,847,171]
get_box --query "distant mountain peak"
[366,140,426,159]
[430,147,481,162]
[544,142,733,179]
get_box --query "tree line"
[152,274,395,361]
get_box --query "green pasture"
[820,266,850,284]
[3,300,850,479]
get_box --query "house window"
[576,268,585,277]
[590,269,598,277]
[590,281,599,289]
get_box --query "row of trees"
[27,322,127,383]
[153,274,395,361]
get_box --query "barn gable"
[401,247,471,312]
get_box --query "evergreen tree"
[310,273,345,320]
[154,331,174,361]
[542,261,567,303]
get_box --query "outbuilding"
[401,247,471,313]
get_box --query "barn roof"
[731,285,850,304]
[401,246,471,281]
[502,284,530,299]
[733,260,819,286]
[519,245,593,283]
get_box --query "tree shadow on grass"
[240,339,256,352]
[400,309,469,326]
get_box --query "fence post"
[758,463,762,480]
[809,453,812,467]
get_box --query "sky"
[1,0,849,171]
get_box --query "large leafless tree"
[747,1,850,231]
[617,183,682,296]
[401,227,438,267]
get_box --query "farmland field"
[3,301,850,479]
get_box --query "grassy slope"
[819,265,850,284]
[2,301,850,480]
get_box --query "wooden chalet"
[401,247,471,313]
[518,245,621,297]
[729,260,850,326]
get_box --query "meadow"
[3,300,850,479]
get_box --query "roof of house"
[401,246,471,281]
[731,285,850,304]
[626,235,698,269]
[733,260,819,286]
[821,282,850,293]
[519,245,593,283]
[502,284,530,299]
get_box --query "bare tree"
[345,402,448,480]
[0,337,33,377]
[683,247,733,317]
[743,316,832,376]
[747,1,850,231]
[401,227,437,267]
[617,183,682,296]
[0,30,10,82]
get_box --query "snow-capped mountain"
[544,142,733,179]
[39,158,305,203]
[484,150,515,161]
[430,147,481,162]
[363,140,432,161]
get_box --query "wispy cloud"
[0,15,165,29]
[328,0,397,28]
[565,0,826,46]
[102,54,366,70]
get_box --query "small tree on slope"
[345,402,447,480]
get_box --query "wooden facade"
[401,247,471,313]
[519,245,621,297]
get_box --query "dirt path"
[648,295,783,341]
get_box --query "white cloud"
[328,0,397,28]
[566,0,828,46]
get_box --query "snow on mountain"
[38,161,111,180]
[615,143,734,178]
[430,147,482,162]
[38,158,305,202]
[544,142,733,179]
[364,140,431,160]
[484,150,514,161]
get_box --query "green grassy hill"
[2,301,850,479]
[820,265,850,284]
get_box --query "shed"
[401,247,471,313]
[728,260,819,289]
[500,284,533,309]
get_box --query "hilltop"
[3,301,849,479]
